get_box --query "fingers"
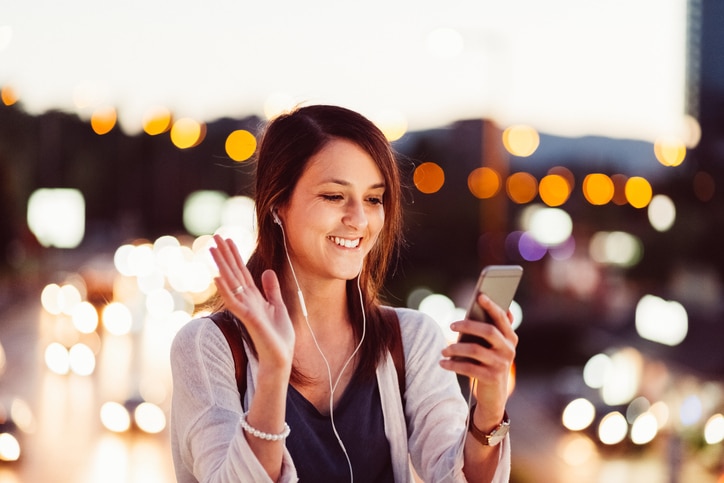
[211,235,255,295]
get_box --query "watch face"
[487,423,510,446]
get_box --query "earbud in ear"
[271,208,282,226]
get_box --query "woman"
[170,105,517,482]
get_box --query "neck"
[281,271,351,330]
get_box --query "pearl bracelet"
[239,411,291,441]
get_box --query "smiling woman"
[169,105,518,482]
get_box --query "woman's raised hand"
[210,235,295,377]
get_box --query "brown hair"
[224,105,404,382]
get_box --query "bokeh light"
[647,194,676,232]
[183,190,228,236]
[468,167,501,199]
[583,353,613,389]
[225,129,257,162]
[583,173,614,205]
[1,85,18,106]
[413,162,445,194]
[44,342,70,375]
[557,433,597,467]
[418,293,460,344]
[170,117,205,149]
[506,172,538,204]
[679,395,703,427]
[598,411,628,445]
[625,176,653,208]
[71,301,99,334]
[654,136,686,167]
[525,207,573,247]
[635,294,688,346]
[102,302,133,336]
[562,398,596,431]
[0,433,20,461]
[90,106,117,135]
[142,106,172,135]
[589,231,642,267]
[134,402,166,434]
[27,188,86,249]
[539,174,570,207]
[502,125,540,157]
[600,348,642,406]
[68,343,96,376]
[704,414,724,445]
[373,109,408,142]
[630,412,658,445]
[100,402,131,433]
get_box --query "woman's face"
[278,138,385,285]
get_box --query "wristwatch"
[468,404,510,446]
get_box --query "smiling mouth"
[329,236,361,248]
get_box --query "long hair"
[229,105,404,382]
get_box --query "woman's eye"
[368,196,383,205]
[321,194,343,201]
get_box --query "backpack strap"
[381,306,406,401]
[209,310,248,400]
[210,307,405,404]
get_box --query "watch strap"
[468,403,510,446]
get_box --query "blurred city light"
[624,176,653,208]
[502,125,540,157]
[557,433,597,467]
[102,302,133,336]
[589,231,642,267]
[1,85,18,106]
[71,301,99,334]
[68,343,96,376]
[523,206,573,246]
[170,117,205,149]
[0,433,20,462]
[630,411,659,445]
[598,411,628,445]
[142,105,172,135]
[635,294,688,346]
[90,105,117,135]
[100,402,131,433]
[413,162,445,194]
[648,194,676,232]
[225,129,257,162]
[562,398,596,431]
[134,402,166,434]
[538,174,571,207]
[468,167,501,199]
[183,190,228,236]
[582,173,615,205]
[654,136,687,167]
[27,188,85,249]
[373,109,408,142]
[601,348,642,406]
[44,342,70,375]
[680,395,703,427]
[704,414,724,445]
[506,172,538,204]
[418,293,460,344]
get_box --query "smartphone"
[458,265,523,349]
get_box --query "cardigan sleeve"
[169,317,297,482]
[395,308,512,482]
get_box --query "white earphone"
[271,204,364,482]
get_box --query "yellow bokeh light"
[1,85,18,106]
[373,110,408,142]
[468,167,501,199]
[506,172,538,204]
[90,106,117,135]
[143,106,172,135]
[413,162,445,194]
[539,174,570,207]
[100,402,131,433]
[583,173,614,205]
[625,176,653,209]
[225,130,257,162]
[654,136,686,167]
[171,117,205,149]
[502,125,540,157]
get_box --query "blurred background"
[1,1,723,482]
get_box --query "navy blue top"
[285,369,395,482]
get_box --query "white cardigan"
[170,307,511,482]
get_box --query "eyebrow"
[320,179,386,190]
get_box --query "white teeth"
[332,236,360,248]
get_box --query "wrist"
[468,403,510,446]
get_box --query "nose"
[342,199,368,230]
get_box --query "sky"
[0,0,688,142]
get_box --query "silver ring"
[233,285,245,295]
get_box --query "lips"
[329,236,361,248]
